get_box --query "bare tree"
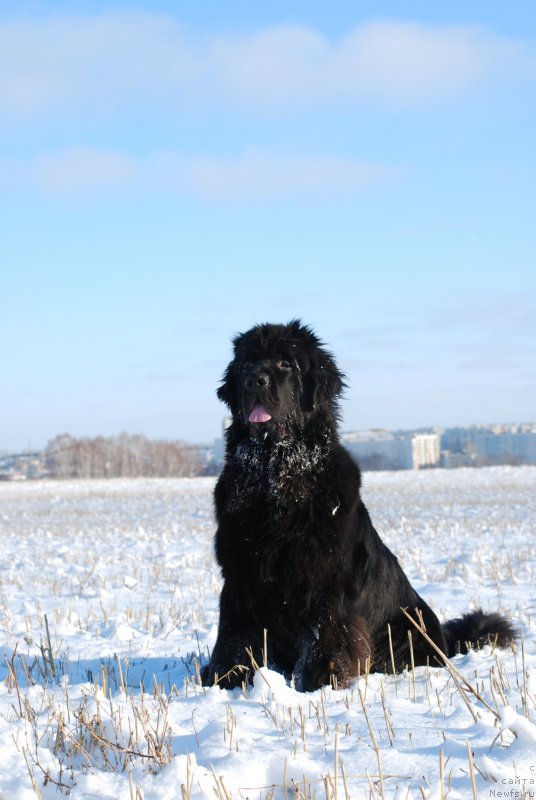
[45,433,203,478]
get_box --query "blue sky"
[1,2,535,452]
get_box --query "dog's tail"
[442,609,516,657]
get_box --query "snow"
[0,466,534,799]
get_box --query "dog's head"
[218,320,344,439]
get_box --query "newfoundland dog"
[202,320,515,690]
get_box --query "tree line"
[45,433,203,479]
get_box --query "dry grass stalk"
[263,628,268,669]
[4,645,23,717]
[116,654,126,695]
[340,759,350,800]
[333,729,339,800]
[439,748,445,800]
[22,747,43,799]
[387,624,398,695]
[211,765,233,800]
[408,631,417,702]
[380,683,395,746]
[358,689,385,800]
[193,658,202,687]
[466,740,478,800]
[180,753,194,800]
[44,615,57,680]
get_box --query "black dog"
[202,320,515,690]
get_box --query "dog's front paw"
[300,651,359,691]
[300,656,337,691]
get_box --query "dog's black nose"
[245,371,269,390]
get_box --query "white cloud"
[34,147,136,194]
[179,150,387,200]
[0,13,528,119]
[5,147,388,199]
[334,21,513,105]
[0,13,197,117]
[211,21,522,109]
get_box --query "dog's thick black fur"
[202,320,516,690]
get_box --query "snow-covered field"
[0,467,535,799]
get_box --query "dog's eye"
[279,360,291,370]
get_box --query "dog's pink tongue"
[249,403,272,423]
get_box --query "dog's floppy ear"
[303,348,345,415]
[314,353,344,407]
[217,361,239,413]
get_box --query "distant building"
[412,433,440,469]
[440,450,475,469]
[341,430,413,470]
[440,425,536,467]
[342,429,441,470]
[0,452,48,480]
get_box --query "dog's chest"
[219,485,345,592]
[224,439,329,512]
